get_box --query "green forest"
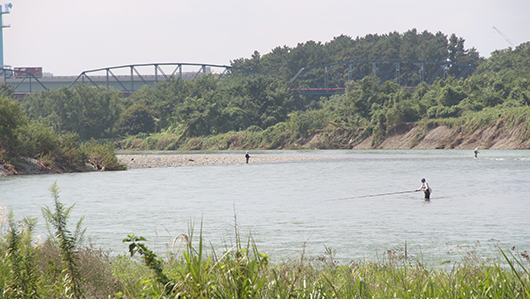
[1,29,530,172]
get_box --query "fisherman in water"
[416,178,432,200]
[474,148,479,158]
[245,151,250,164]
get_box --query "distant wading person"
[416,178,432,199]
[474,148,479,158]
[245,151,250,164]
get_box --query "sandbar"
[117,153,330,169]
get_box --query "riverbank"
[3,115,529,176]
[0,158,70,176]
[0,153,333,176]
[116,153,330,169]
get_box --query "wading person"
[245,151,250,164]
[416,178,432,199]
[474,148,479,158]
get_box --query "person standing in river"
[245,151,250,163]
[416,178,432,199]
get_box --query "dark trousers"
[424,189,430,199]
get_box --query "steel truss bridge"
[1,63,256,95]
[290,59,475,95]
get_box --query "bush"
[16,121,60,158]
[82,141,126,171]
[288,110,327,138]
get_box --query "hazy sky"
[3,0,529,75]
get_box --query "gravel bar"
[117,154,330,169]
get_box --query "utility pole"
[0,3,12,67]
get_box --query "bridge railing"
[290,59,475,95]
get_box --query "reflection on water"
[1,149,529,264]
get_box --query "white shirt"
[417,181,429,192]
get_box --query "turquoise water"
[1,149,529,264]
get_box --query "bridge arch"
[290,59,475,95]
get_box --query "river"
[1,149,529,265]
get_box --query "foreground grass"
[2,229,529,298]
[110,238,529,299]
[1,187,529,298]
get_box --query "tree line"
[231,29,483,81]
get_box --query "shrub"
[82,141,126,171]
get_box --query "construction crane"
[493,26,515,47]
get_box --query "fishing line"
[326,190,416,202]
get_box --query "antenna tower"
[0,3,12,67]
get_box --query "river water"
[1,150,529,265]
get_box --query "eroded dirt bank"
[307,121,530,150]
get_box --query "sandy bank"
[117,154,330,169]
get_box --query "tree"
[116,103,156,135]
[221,75,293,129]
[0,96,28,156]
[0,82,15,97]
[20,85,123,140]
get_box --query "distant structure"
[493,26,515,48]
[0,3,12,67]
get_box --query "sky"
[3,0,529,76]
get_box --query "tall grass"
[0,183,119,298]
[1,211,39,298]
[41,182,86,298]
[118,227,529,298]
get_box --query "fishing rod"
[326,190,416,201]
